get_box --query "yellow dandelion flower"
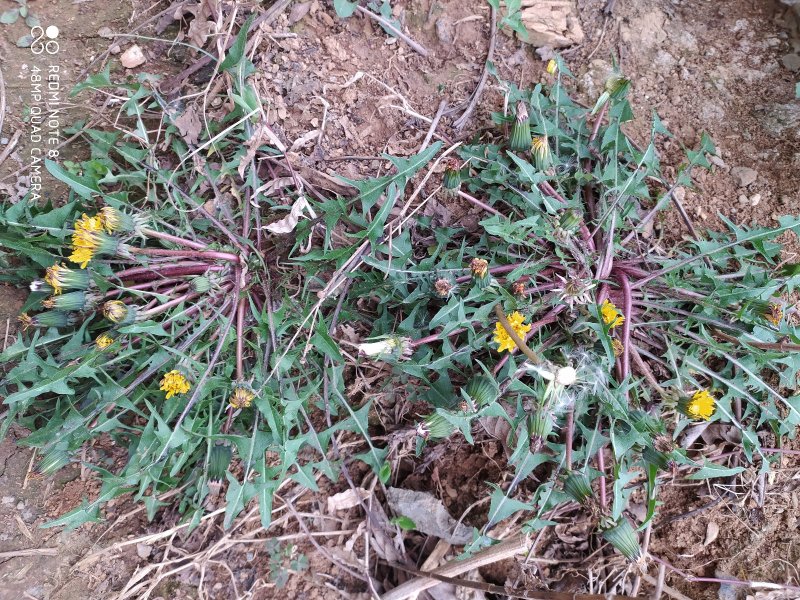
[100,207,120,233]
[493,310,532,353]
[69,246,94,269]
[74,213,104,233]
[160,370,191,399]
[229,385,256,409]
[103,300,129,323]
[546,59,558,75]
[95,334,114,350]
[600,299,625,329]
[680,389,716,421]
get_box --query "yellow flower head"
[600,299,625,329]
[74,213,104,233]
[69,246,94,269]
[229,385,256,409]
[100,207,120,233]
[680,389,716,421]
[546,59,558,75]
[493,310,532,353]
[531,135,551,170]
[160,370,191,399]
[103,300,129,323]
[95,334,114,350]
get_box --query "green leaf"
[333,0,358,18]
[0,8,19,23]
[686,461,746,480]
[16,34,32,48]
[379,462,391,484]
[45,159,101,199]
[31,201,77,229]
[219,14,255,72]
[390,515,416,530]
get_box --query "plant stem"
[139,292,199,318]
[114,263,225,280]
[597,446,608,510]
[140,227,209,250]
[127,246,241,263]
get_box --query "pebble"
[120,45,146,69]
[109,44,121,55]
[1,496,15,505]
[97,26,114,39]
[731,166,758,187]
[136,543,152,559]
[750,193,761,207]
[781,53,800,72]
[738,194,749,204]
[16,501,24,510]
[709,155,727,169]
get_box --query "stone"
[97,26,114,39]
[435,17,453,45]
[517,0,584,48]
[731,166,758,187]
[738,194,749,204]
[120,45,146,69]
[136,543,152,559]
[782,53,800,71]
[750,193,761,207]
[1,496,14,505]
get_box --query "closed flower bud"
[30,280,55,294]
[529,411,554,440]
[18,310,75,330]
[546,59,558,75]
[190,276,212,294]
[100,206,142,233]
[463,376,498,407]
[600,517,641,562]
[95,333,115,350]
[562,471,594,504]
[509,101,532,152]
[208,444,232,481]
[103,300,136,325]
[423,413,456,439]
[42,291,98,311]
[442,158,462,191]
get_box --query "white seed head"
[555,366,577,386]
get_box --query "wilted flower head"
[493,311,531,353]
[509,101,532,152]
[470,258,489,280]
[160,370,191,399]
[434,278,454,298]
[42,291,96,311]
[18,311,74,330]
[553,274,595,309]
[765,302,783,327]
[512,281,527,297]
[357,336,413,362]
[229,383,256,409]
[45,263,91,295]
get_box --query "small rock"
[673,186,686,202]
[109,44,121,55]
[16,501,24,510]
[750,193,761,207]
[731,166,758,187]
[97,26,114,39]
[120,45,146,69]
[782,53,800,72]
[1,496,15,505]
[709,155,727,169]
[435,17,453,45]
[136,543,152,559]
[738,194,749,204]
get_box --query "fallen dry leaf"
[265,197,316,234]
[173,105,203,145]
[326,487,370,512]
[703,520,720,546]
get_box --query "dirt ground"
[1,0,800,598]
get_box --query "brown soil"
[2,0,800,598]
